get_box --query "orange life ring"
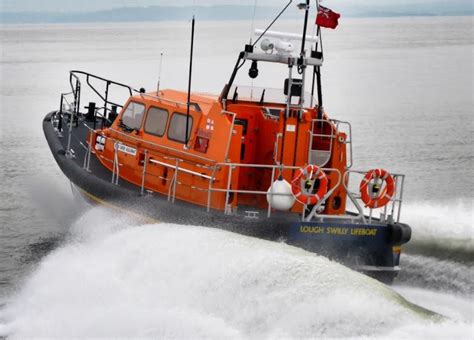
[359,168,395,209]
[291,164,328,205]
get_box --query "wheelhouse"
[86,78,352,221]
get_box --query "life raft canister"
[359,168,395,209]
[291,164,328,205]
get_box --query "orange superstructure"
[90,88,348,216]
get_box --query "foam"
[1,207,469,338]
[398,199,474,267]
[383,320,473,339]
[403,199,473,243]
[393,286,473,323]
[397,254,474,295]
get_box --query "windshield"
[121,101,145,130]
[225,85,316,107]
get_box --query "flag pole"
[311,0,324,120]
[310,25,320,106]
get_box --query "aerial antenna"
[249,1,258,100]
[185,13,196,146]
[253,0,293,47]
[249,0,258,44]
[219,0,293,104]
[157,52,163,93]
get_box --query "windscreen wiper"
[118,120,136,133]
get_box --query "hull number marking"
[117,143,137,156]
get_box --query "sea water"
[0,17,472,337]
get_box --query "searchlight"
[255,29,318,55]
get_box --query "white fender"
[266,178,295,211]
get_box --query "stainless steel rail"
[108,127,216,165]
[343,170,405,224]
[304,168,342,222]
[55,69,402,224]
[307,118,353,169]
[149,158,213,180]
[331,119,353,169]
[308,118,336,167]
[58,114,405,223]
[222,110,236,163]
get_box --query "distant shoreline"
[1,5,472,25]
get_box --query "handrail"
[343,169,405,224]
[78,119,218,189]
[70,70,139,97]
[140,150,148,196]
[149,158,213,180]
[108,127,217,165]
[215,162,342,220]
[216,162,300,170]
[62,70,140,158]
[142,154,337,218]
[222,110,236,163]
[224,165,234,214]
[64,72,82,158]
[61,71,235,167]
[83,129,93,172]
[111,142,120,185]
[69,72,80,95]
[331,119,353,169]
[139,93,202,112]
[273,133,283,164]
[304,168,342,222]
[78,120,404,223]
[308,118,337,167]
[61,72,398,223]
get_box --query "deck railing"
[53,70,403,224]
[51,109,405,224]
[343,170,405,224]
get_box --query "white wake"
[403,199,473,251]
[0,207,471,338]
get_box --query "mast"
[299,0,310,57]
[311,0,324,119]
[185,15,195,146]
[297,0,311,113]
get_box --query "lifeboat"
[43,2,411,284]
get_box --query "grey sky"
[1,0,468,13]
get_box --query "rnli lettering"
[117,144,137,156]
[299,226,378,237]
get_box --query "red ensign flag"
[316,5,340,29]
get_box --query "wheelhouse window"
[121,101,145,130]
[144,107,168,137]
[168,112,193,143]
